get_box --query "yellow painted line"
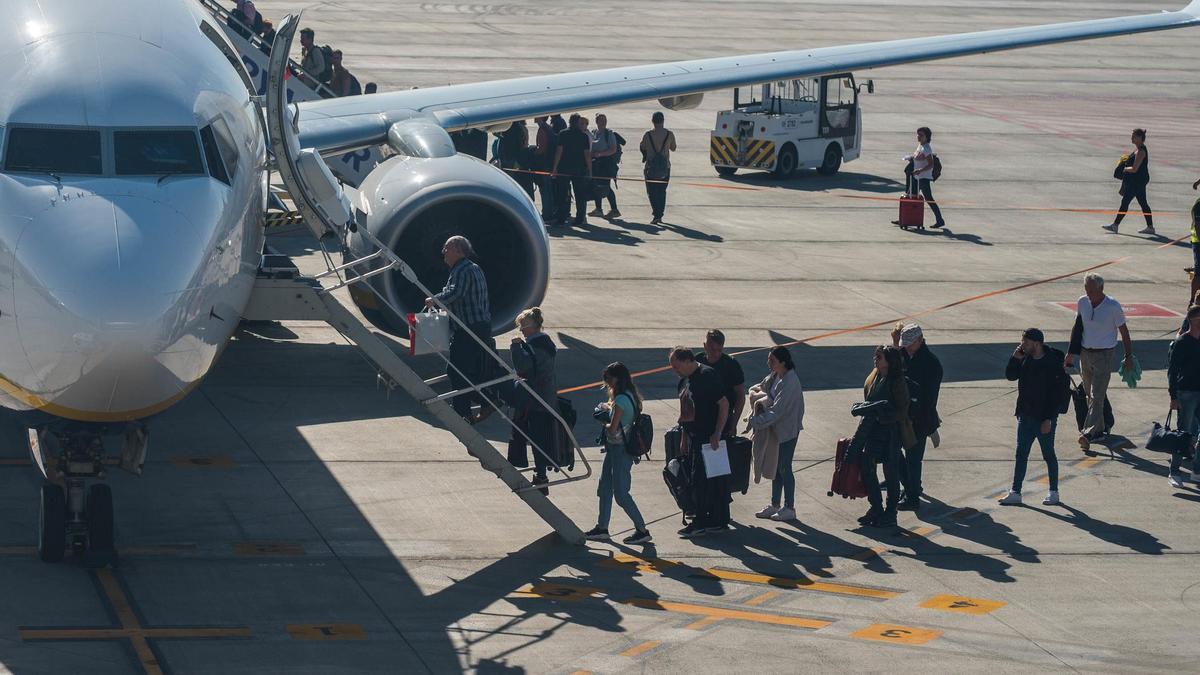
[603,554,898,599]
[851,623,942,645]
[620,598,831,630]
[99,568,164,675]
[232,542,305,556]
[1035,475,1051,485]
[920,595,1007,615]
[684,616,723,631]
[285,624,366,640]
[120,544,197,556]
[514,582,603,602]
[744,591,779,607]
[170,456,235,468]
[618,640,660,658]
[569,671,593,675]
[1076,457,1102,470]
[902,526,937,539]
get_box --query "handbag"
[1146,411,1193,454]
[408,310,451,355]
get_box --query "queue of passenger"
[419,232,1200,544]
[226,3,376,98]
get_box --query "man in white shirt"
[1065,273,1134,447]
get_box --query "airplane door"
[819,74,857,148]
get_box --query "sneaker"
[532,475,549,496]
[1102,223,1119,233]
[1077,434,1091,450]
[1138,226,1156,235]
[1169,474,1186,488]
[607,208,621,219]
[584,527,610,541]
[650,217,663,225]
[754,504,780,519]
[623,529,653,545]
[679,523,707,539]
[1042,490,1061,506]
[588,207,604,217]
[932,221,946,229]
[770,507,796,522]
[897,499,920,512]
[998,490,1023,506]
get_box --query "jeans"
[597,442,645,530]
[1013,416,1058,492]
[898,435,927,502]
[1170,390,1200,475]
[646,172,669,219]
[908,176,945,225]
[861,436,900,512]
[1113,182,1153,228]
[537,174,556,220]
[771,437,797,508]
[447,321,496,417]
[690,434,730,527]
[1080,348,1115,437]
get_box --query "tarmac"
[2,0,1200,673]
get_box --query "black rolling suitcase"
[663,454,695,521]
[726,436,752,495]
[1070,378,1114,433]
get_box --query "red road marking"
[1053,302,1179,317]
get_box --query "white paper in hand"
[701,440,732,478]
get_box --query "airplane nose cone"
[12,193,220,418]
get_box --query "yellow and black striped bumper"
[710,136,776,169]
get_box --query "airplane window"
[200,125,230,184]
[209,118,240,179]
[114,130,204,176]
[4,127,102,175]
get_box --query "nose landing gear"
[30,427,137,567]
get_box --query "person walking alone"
[641,112,676,225]
[1104,128,1154,235]
[999,328,1069,506]
[904,127,946,229]
[1065,273,1135,448]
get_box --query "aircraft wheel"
[773,145,797,179]
[817,144,842,175]
[38,483,67,563]
[84,484,116,568]
[715,166,737,177]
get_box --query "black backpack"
[319,45,335,83]
[611,131,626,164]
[618,394,653,459]
[931,155,943,181]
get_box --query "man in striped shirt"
[427,236,496,420]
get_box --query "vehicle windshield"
[114,130,204,176]
[4,127,103,175]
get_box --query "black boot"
[858,506,882,525]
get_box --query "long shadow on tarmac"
[721,170,905,194]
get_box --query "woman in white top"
[904,127,946,229]
[746,346,806,522]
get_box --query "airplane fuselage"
[0,0,266,424]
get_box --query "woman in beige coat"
[746,346,805,522]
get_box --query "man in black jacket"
[1167,305,1200,487]
[999,328,1070,506]
[895,324,942,511]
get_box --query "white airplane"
[3,0,1197,564]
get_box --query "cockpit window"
[4,127,102,175]
[114,130,204,176]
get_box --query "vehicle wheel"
[817,144,842,175]
[38,483,66,563]
[773,145,798,179]
[715,166,737,177]
[87,484,114,553]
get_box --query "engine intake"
[346,153,549,337]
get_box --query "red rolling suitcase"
[898,194,925,230]
[828,438,868,500]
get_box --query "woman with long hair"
[747,346,806,522]
[584,362,652,545]
[858,345,915,528]
[1104,128,1154,235]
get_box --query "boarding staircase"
[247,15,588,544]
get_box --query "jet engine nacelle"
[346,152,549,337]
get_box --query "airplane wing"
[297,1,1200,153]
